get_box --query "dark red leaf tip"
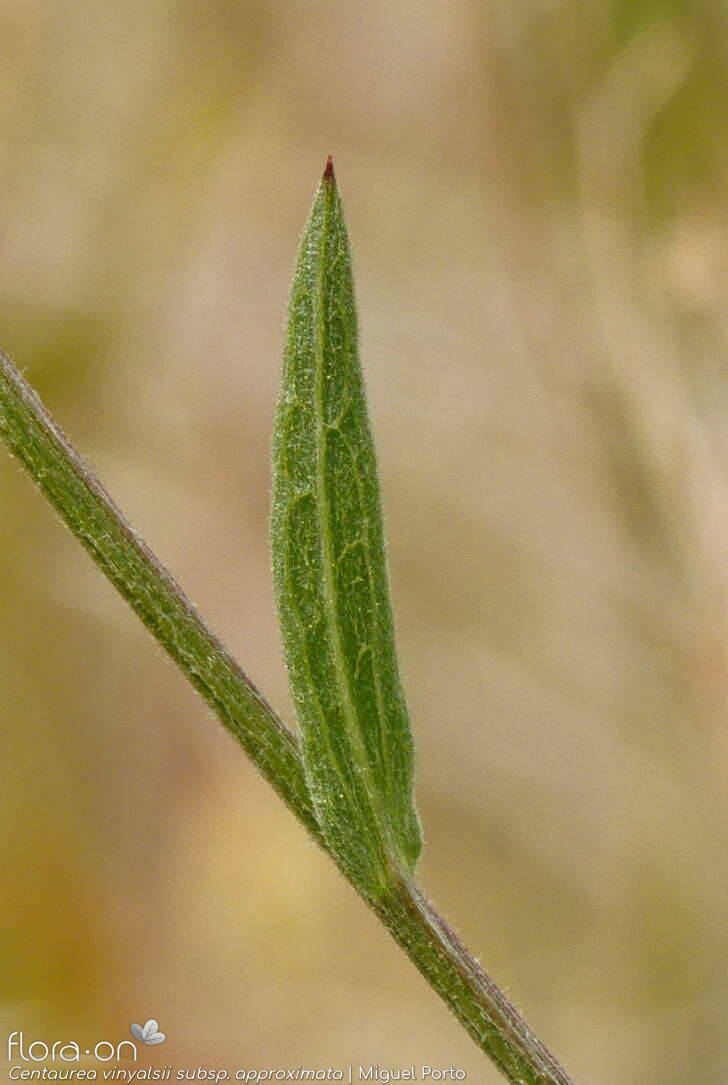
[323,155,335,181]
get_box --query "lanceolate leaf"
[271,157,422,897]
[0,191,574,1085]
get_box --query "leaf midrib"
[311,185,390,884]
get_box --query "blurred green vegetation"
[2,2,728,1082]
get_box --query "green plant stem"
[377,880,574,1084]
[0,349,320,843]
[0,348,575,1085]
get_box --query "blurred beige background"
[2,2,728,1082]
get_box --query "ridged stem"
[0,348,575,1085]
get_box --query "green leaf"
[271,157,422,897]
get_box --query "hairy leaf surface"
[271,159,422,896]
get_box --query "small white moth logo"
[129,1020,166,1045]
